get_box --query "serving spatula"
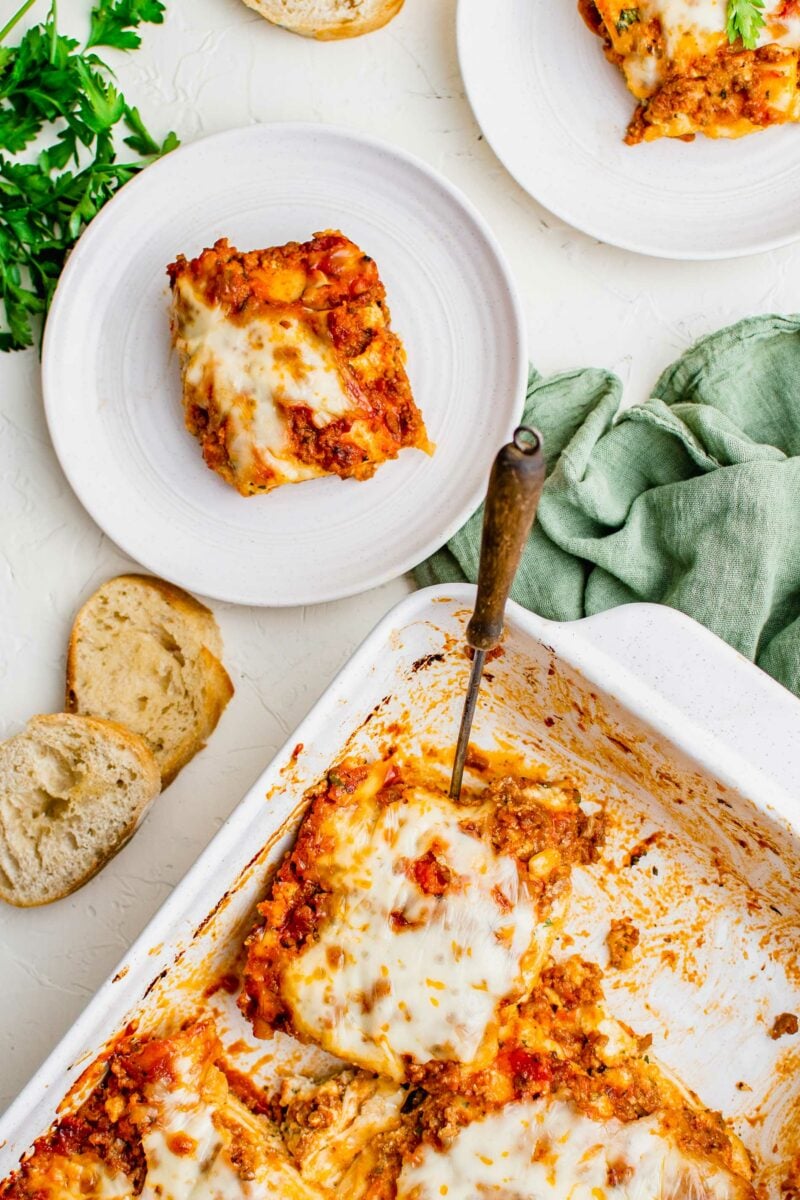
[449,425,546,799]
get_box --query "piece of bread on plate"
[0,713,160,907]
[66,574,233,787]
[241,0,403,39]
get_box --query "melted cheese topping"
[10,1155,133,1200]
[138,1051,230,1200]
[174,277,359,486]
[133,1037,323,1200]
[635,0,800,57]
[281,784,539,1079]
[648,0,727,55]
[397,1100,750,1200]
[600,0,800,118]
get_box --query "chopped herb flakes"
[615,7,641,32]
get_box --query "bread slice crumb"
[66,574,233,787]
[0,713,160,906]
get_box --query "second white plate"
[42,123,526,606]
[458,0,800,259]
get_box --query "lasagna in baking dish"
[0,755,758,1200]
[167,231,432,496]
[580,0,800,142]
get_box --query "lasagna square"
[0,1021,327,1200]
[167,231,432,496]
[581,0,800,143]
[240,758,604,1081]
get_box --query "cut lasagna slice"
[0,1056,144,1200]
[0,1147,132,1200]
[373,957,755,1200]
[240,758,604,1081]
[0,1021,326,1200]
[167,231,432,496]
[580,0,800,142]
[119,1021,325,1200]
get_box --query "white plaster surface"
[1,0,799,1114]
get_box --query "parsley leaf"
[86,0,165,50]
[0,0,178,351]
[615,7,641,32]
[75,59,126,132]
[0,109,40,153]
[0,258,42,349]
[726,0,765,48]
[122,102,160,154]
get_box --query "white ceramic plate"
[458,0,800,259]
[42,123,526,606]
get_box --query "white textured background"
[1,0,799,1114]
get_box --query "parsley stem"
[0,0,39,42]
[21,162,135,215]
[48,0,56,62]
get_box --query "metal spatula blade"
[449,425,546,800]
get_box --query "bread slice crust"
[241,0,404,40]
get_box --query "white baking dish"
[1,585,799,1192]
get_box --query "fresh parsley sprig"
[726,0,766,49]
[87,0,165,51]
[0,0,177,351]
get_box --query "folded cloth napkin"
[416,315,800,697]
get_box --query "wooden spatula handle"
[466,426,546,652]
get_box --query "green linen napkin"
[415,315,800,697]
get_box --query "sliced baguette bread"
[0,714,161,906]
[66,575,233,788]
[242,0,403,39]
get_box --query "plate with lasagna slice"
[42,124,526,605]
[458,0,800,258]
